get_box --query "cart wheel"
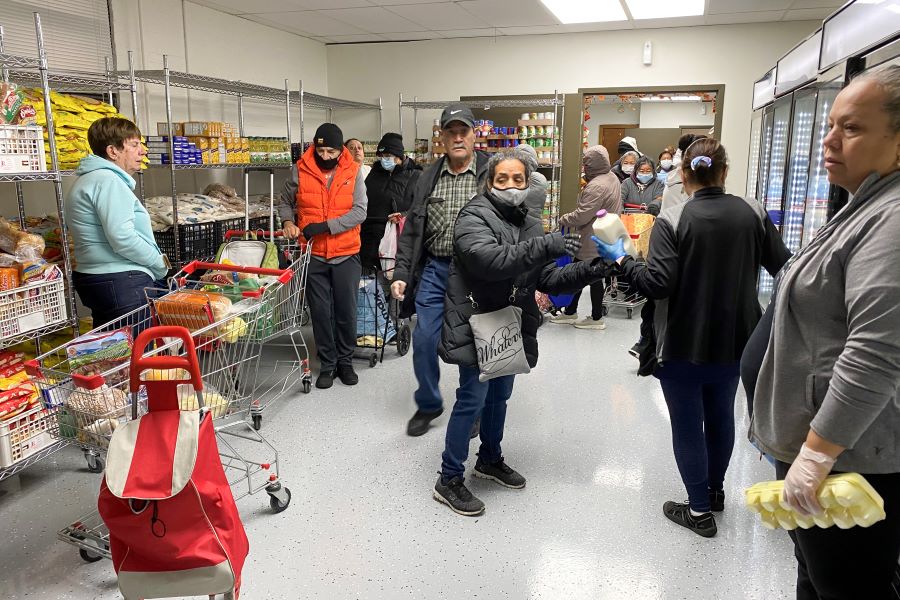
[86,455,104,474]
[302,379,312,394]
[601,305,609,317]
[368,354,378,368]
[627,308,634,319]
[397,325,411,357]
[251,414,262,431]
[79,548,103,563]
[269,487,291,513]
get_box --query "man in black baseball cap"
[391,103,490,439]
[439,103,476,130]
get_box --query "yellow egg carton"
[745,473,886,530]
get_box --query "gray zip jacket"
[751,171,900,473]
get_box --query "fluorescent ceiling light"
[625,0,705,19]
[539,0,627,24]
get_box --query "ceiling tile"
[320,6,424,33]
[783,7,834,20]
[457,0,558,27]
[202,0,370,13]
[498,22,628,35]
[707,0,792,15]
[378,30,441,41]
[385,2,477,30]
[436,27,504,39]
[367,0,459,4]
[328,33,390,42]
[704,10,786,24]
[624,15,707,29]
[788,0,843,9]
[241,11,366,35]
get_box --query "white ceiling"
[189,0,843,44]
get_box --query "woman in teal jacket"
[65,117,167,325]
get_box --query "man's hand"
[302,222,330,240]
[391,280,407,300]
[388,212,403,224]
[282,221,301,239]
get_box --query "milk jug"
[592,210,637,257]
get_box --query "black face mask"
[314,152,339,171]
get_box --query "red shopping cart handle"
[224,229,285,241]
[129,326,203,393]
[624,203,646,210]
[181,261,293,284]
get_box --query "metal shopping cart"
[26,262,296,562]
[602,205,656,319]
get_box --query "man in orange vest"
[279,123,367,389]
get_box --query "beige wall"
[326,21,820,196]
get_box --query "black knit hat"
[376,133,404,158]
[313,123,343,149]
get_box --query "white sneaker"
[549,313,578,324]
[574,317,607,330]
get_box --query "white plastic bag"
[378,221,398,280]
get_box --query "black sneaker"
[473,457,526,489]
[663,501,717,538]
[470,416,481,439]
[433,475,485,516]
[709,489,725,512]
[316,370,334,389]
[406,408,444,437]
[336,364,358,386]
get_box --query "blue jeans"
[655,361,740,512]
[73,270,165,327]
[412,257,450,413]
[441,366,515,482]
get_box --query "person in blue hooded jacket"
[65,117,168,326]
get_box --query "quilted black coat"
[439,193,612,368]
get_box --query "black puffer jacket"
[360,157,422,270]
[439,193,612,368]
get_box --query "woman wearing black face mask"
[277,122,368,390]
[431,149,615,516]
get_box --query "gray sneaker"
[473,457,526,489]
[433,475,485,516]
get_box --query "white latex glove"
[782,443,837,515]
[391,280,407,301]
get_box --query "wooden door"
[600,124,639,159]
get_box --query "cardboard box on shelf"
[183,121,224,137]
[157,122,184,136]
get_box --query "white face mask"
[660,159,673,170]
[622,164,635,174]
[492,186,528,206]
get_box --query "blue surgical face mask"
[380,157,396,171]
[637,173,654,184]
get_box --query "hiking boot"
[316,370,334,389]
[574,317,606,330]
[709,489,725,512]
[407,408,443,437]
[663,501,717,538]
[470,416,481,439]
[336,364,358,386]
[474,457,526,489]
[433,475,485,516]
[549,313,577,325]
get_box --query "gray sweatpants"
[306,255,361,371]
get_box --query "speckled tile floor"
[0,300,797,600]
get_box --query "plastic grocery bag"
[378,221,398,280]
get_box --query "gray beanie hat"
[515,143,539,168]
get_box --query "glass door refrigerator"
[757,96,791,296]
[800,80,841,247]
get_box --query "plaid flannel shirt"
[424,158,478,257]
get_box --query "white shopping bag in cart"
[378,221,398,280]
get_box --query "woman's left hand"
[592,236,626,262]
[782,443,837,515]
[388,213,403,224]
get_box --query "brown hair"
[88,117,142,159]
[681,137,728,189]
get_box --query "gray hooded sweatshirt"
[751,171,900,473]
[558,145,622,261]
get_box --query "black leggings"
[775,461,900,600]
[564,262,606,319]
